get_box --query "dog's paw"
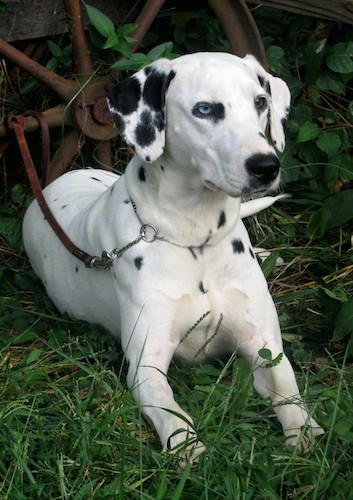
[284,423,324,454]
[164,429,205,468]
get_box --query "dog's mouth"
[204,179,218,191]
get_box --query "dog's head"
[107,52,290,196]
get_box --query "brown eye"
[255,96,267,111]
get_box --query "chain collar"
[89,196,212,269]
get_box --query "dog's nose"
[245,153,280,184]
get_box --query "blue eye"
[197,103,213,114]
[192,101,225,122]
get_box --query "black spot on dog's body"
[134,256,144,270]
[90,177,102,182]
[218,210,226,229]
[135,110,156,147]
[188,247,197,260]
[44,254,47,259]
[232,239,245,253]
[160,165,164,171]
[61,205,67,209]
[123,199,130,204]
[249,247,255,259]
[145,155,150,162]
[75,266,79,272]
[199,281,207,294]
[108,76,141,116]
[138,166,146,182]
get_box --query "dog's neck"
[124,156,242,248]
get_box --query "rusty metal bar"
[0,38,78,102]
[208,0,268,68]
[0,105,70,139]
[46,129,81,184]
[64,0,94,77]
[130,0,166,53]
[94,140,112,170]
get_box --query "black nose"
[245,153,280,184]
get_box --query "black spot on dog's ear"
[199,281,207,294]
[258,75,271,95]
[232,239,245,253]
[108,76,141,116]
[135,109,156,147]
[218,210,226,229]
[134,256,144,270]
[143,71,166,112]
[138,166,146,182]
[249,247,255,259]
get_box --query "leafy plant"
[84,3,179,71]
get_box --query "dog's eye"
[255,96,267,111]
[193,102,213,116]
[192,102,225,122]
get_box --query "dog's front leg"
[121,309,205,464]
[243,335,324,451]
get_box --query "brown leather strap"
[8,114,94,267]
[23,110,50,186]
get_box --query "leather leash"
[8,113,94,267]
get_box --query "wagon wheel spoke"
[46,128,82,185]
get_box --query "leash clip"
[89,250,115,269]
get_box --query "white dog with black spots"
[23,52,323,465]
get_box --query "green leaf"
[316,71,346,94]
[258,348,272,361]
[297,122,320,143]
[307,207,331,239]
[316,132,341,157]
[85,4,115,38]
[325,190,353,229]
[111,53,149,71]
[333,299,353,341]
[47,40,62,58]
[148,42,174,60]
[26,348,43,365]
[103,31,120,50]
[326,42,353,74]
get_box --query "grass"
[1,228,353,498]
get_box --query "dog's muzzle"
[245,153,280,185]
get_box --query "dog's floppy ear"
[107,59,175,163]
[244,55,291,152]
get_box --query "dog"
[22,52,323,464]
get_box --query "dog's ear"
[244,55,291,152]
[107,59,175,163]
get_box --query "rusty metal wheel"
[0,0,266,185]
